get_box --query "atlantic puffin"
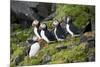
[32,20,42,39]
[63,16,80,37]
[53,20,67,41]
[28,36,40,58]
[40,23,56,43]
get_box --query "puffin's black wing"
[37,29,41,36]
[45,30,56,41]
[69,23,80,34]
[27,40,36,45]
[60,22,68,34]
[56,25,67,39]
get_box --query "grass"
[10,4,95,66]
[10,27,95,66]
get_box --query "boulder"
[88,53,95,62]
[80,32,95,48]
[11,0,56,29]
[42,54,51,64]
[15,55,21,65]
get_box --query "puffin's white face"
[67,17,70,23]
[33,36,38,41]
[32,20,39,26]
[40,23,46,29]
[53,20,59,26]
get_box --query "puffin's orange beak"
[38,39,48,48]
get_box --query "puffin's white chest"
[29,42,40,58]
[41,30,50,43]
[54,28,58,39]
[54,28,64,41]
[34,27,41,39]
[66,24,74,36]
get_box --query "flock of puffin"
[27,16,80,58]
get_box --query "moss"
[54,4,94,29]
[10,61,16,67]
[50,42,89,64]
[10,4,95,66]
[18,56,40,66]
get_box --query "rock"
[80,31,95,48]
[79,42,89,50]
[80,32,94,42]
[88,53,95,62]
[88,39,95,48]
[11,1,39,20]
[11,0,56,29]
[56,45,67,51]
[43,13,55,21]
[15,55,21,65]
[42,54,51,64]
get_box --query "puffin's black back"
[37,28,41,36]
[56,23,67,39]
[68,23,80,34]
[44,29,57,41]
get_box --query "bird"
[32,19,42,39]
[53,20,67,41]
[39,23,57,43]
[63,16,80,37]
[28,36,40,58]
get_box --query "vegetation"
[10,4,95,67]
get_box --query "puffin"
[32,20,42,39]
[63,16,80,37]
[53,20,67,41]
[40,23,57,43]
[28,36,40,58]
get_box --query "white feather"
[29,42,40,58]
[40,30,50,43]
[34,27,41,39]
[54,28,64,41]
[66,24,74,37]
[32,20,39,25]
[67,17,70,23]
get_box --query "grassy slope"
[10,4,95,67]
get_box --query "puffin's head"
[32,20,40,27]
[63,16,72,24]
[66,16,73,24]
[39,23,47,30]
[53,20,59,27]
[63,16,67,22]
